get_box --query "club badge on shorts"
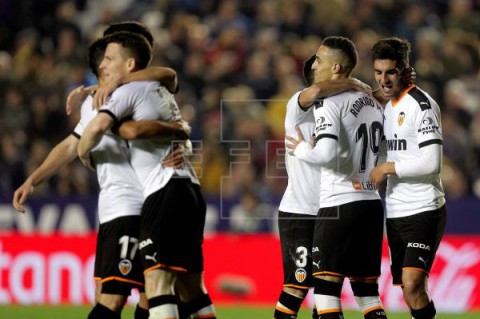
[119,259,132,275]
[295,268,307,283]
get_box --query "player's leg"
[348,200,387,319]
[311,206,345,319]
[313,274,344,319]
[88,216,144,319]
[144,268,178,319]
[394,205,446,319]
[275,211,315,319]
[133,291,150,319]
[176,272,216,319]
[350,278,387,319]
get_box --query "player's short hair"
[103,21,154,47]
[103,31,152,70]
[87,37,107,77]
[322,36,358,76]
[371,37,411,72]
[303,54,316,86]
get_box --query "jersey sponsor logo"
[317,116,326,124]
[407,242,431,251]
[139,238,153,249]
[295,268,307,283]
[315,120,332,132]
[118,259,132,275]
[352,180,377,191]
[420,101,431,109]
[386,134,407,151]
[349,96,375,118]
[418,117,439,135]
[398,112,406,126]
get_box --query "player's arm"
[116,119,190,140]
[285,125,337,164]
[13,135,79,213]
[66,85,97,116]
[93,66,177,109]
[77,112,114,169]
[299,78,372,110]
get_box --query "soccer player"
[77,31,216,319]
[286,36,387,319]
[13,34,187,319]
[274,55,372,319]
[369,37,447,319]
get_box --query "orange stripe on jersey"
[318,308,342,315]
[275,305,296,315]
[391,84,416,106]
[362,306,384,316]
[143,263,187,274]
[100,276,143,286]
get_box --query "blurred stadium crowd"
[0,0,479,232]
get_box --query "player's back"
[111,81,199,198]
[75,94,143,223]
[280,91,321,215]
[314,90,383,207]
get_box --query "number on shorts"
[118,236,139,260]
[295,246,308,268]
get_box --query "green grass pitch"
[0,305,479,319]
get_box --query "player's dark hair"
[322,36,358,75]
[103,31,152,70]
[303,54,316,86]
[87,37,107,77]
[103,21,154,47]
[371,37,411,72]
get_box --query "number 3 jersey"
[383,85,445,218]
[297,90,384,208]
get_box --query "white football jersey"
[100,81,199,198]
[383,85,445,218]
[74,94,143,224]
[279,91,321,215]
[310,91,383,208]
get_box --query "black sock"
[134,304,149,319]
[87,303,120,319]
[411,301,436,319]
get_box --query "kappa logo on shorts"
[295,268,307,283]
[118,259,132,276]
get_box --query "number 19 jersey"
[314,90,384,208]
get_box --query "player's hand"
[66,85,87,116]
[285,125,305,155]
[163,146,186,169]
[370,163,389,188]
[93,74,123,110]
[12,181,34,213]
[351,78,373,97]
[79,153,95,172]
[401,66,416,85]
[172,120,191,140]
